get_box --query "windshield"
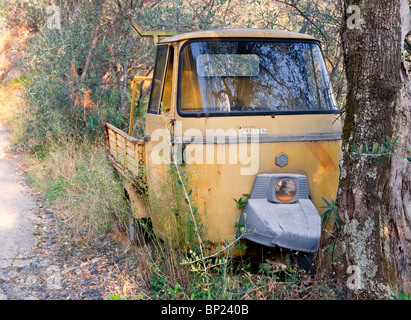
[178,40,338,116]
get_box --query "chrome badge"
[241,128,268,135]
[275,153,288,167]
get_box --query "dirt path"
[0,121,144,300]
[0,120,42,299]
[0,121,38,269]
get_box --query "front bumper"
[238,177,321,253]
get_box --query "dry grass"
[24,138,129,235]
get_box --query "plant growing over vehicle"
[234,193,250,209]
[320,197,339,231]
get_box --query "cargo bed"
[104,122,145,186]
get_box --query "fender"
[238,173,321,253]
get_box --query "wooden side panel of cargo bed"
[104,122,145,181]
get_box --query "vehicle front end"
[156,29,342,256]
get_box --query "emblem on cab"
[275,153,288,167]
[241,128,268,135]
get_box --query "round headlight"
[274,178,297,202]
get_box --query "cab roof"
[158,28,318,44]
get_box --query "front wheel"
[293,251,315,275]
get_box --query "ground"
[0,120,145,300]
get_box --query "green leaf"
[320,196,331,208]
[372,142,379,154]
[237,242,248,250]
[351,143,358,154]
[392,136,399,146]
[235,221,245,228]
[108,293,121,300]
[238,199,248,206]
[376,156,386,164]
[407,157,411,162]
[358,144,364,154]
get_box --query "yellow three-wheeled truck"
[104,20,342,270]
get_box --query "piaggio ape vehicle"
[104,19,342,268]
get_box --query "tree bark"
[338,0,411,299]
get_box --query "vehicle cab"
[119,28,342,261]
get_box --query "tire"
[295,251,315,275]
[127,215,153,246]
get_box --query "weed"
[234,194,250,209]
[391,291,411,300]
[320,197,339,231]
[107,293,121,300]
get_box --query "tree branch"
[80,23,100,82]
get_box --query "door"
[144,44,177,239]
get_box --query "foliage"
[351,136,399,163]
[320,197,339,230]
[234,193,250,209]
[351,137,411,171]
[391,291,411,300]
[0,0,43,33]
[19,0,144,150]
[107,293,121,300]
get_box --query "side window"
[147,45,169,114]
[161,46,174,115]
[148,45,173,114]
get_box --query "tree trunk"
[338,0,411,299]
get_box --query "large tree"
[338,0,411,299]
